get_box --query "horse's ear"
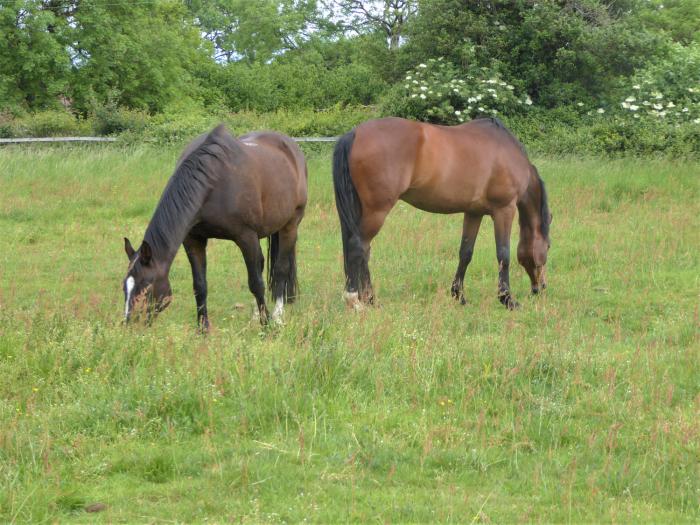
[139,240,153,265]
[124,237,136,259]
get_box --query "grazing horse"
[332,117,551,309]
[122,124,307,327]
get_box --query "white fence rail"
[0,136,117,144]
[0,136,339,145]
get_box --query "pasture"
[0,145,698,522]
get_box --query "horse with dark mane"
[122,124,307,327]
[333,117,551,309]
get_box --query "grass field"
[0,144,698,523]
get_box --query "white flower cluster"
[399,58,531,123]
[618,80,700,123]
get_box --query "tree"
[634,0,700,45]
[187,0,321,63]
[0,0,71,110]
[326,0,417,50]
[68,0,213,112]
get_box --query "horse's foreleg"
[493,206,519,310]
[184,235,209,330]
[451,213,482,304]
[237,231,268,324]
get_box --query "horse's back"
[236,131,308,205]
[197,127,307,237]
[351,117,531,214]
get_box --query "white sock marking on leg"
[272,297,284,323]
[343,291,363,311]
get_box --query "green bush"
[506,111,700,158]
[1,105,696,158]
[92,102,150,136]
[0,110,92,137]
[121,106,378,146]
[217,53,386,113]
[132,109,219,145]
[234,106,376,137]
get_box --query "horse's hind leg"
[493,205,519,310]
[270,219,300,323]
[343,206,391,307]
[183,234,209,330]
[451,213,483,305]
[236,230,268,324]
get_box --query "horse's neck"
[142,136,228,267]
[143,224,182,273]
[143,181,202,268]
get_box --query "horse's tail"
[267,232,298,303]
[332,130,362,282]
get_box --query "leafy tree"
[0,0,71,110]
[634,0,700,45]
[216,36,387,111]
[326,0,418,50]
[69,0,213,112]
[187,0,321,63]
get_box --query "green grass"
[0,144,698,523]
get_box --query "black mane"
[143,126,231,257]
[536,169,550,239]
[475,116,528,156]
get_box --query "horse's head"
[122,237,172,323]
[517,211,552,294]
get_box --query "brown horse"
[332,117,551,309]
[122,124,307,327]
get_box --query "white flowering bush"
[614,81,700,124]
[583,43,700,125]
[382,57,532,124]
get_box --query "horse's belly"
[401,187,486,215]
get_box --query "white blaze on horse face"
[124,276,135,318]
[272,297,284,324]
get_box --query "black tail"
[267,233,298,303]
[332,130,362,282]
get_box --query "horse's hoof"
[253,307,268,325]
[343,291,365,311]
[271,310,284,325]
[499,293,519,310]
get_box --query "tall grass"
[0,145,698,522]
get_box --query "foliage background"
[0,0,699,154]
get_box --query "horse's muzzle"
[532,266,547,294]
